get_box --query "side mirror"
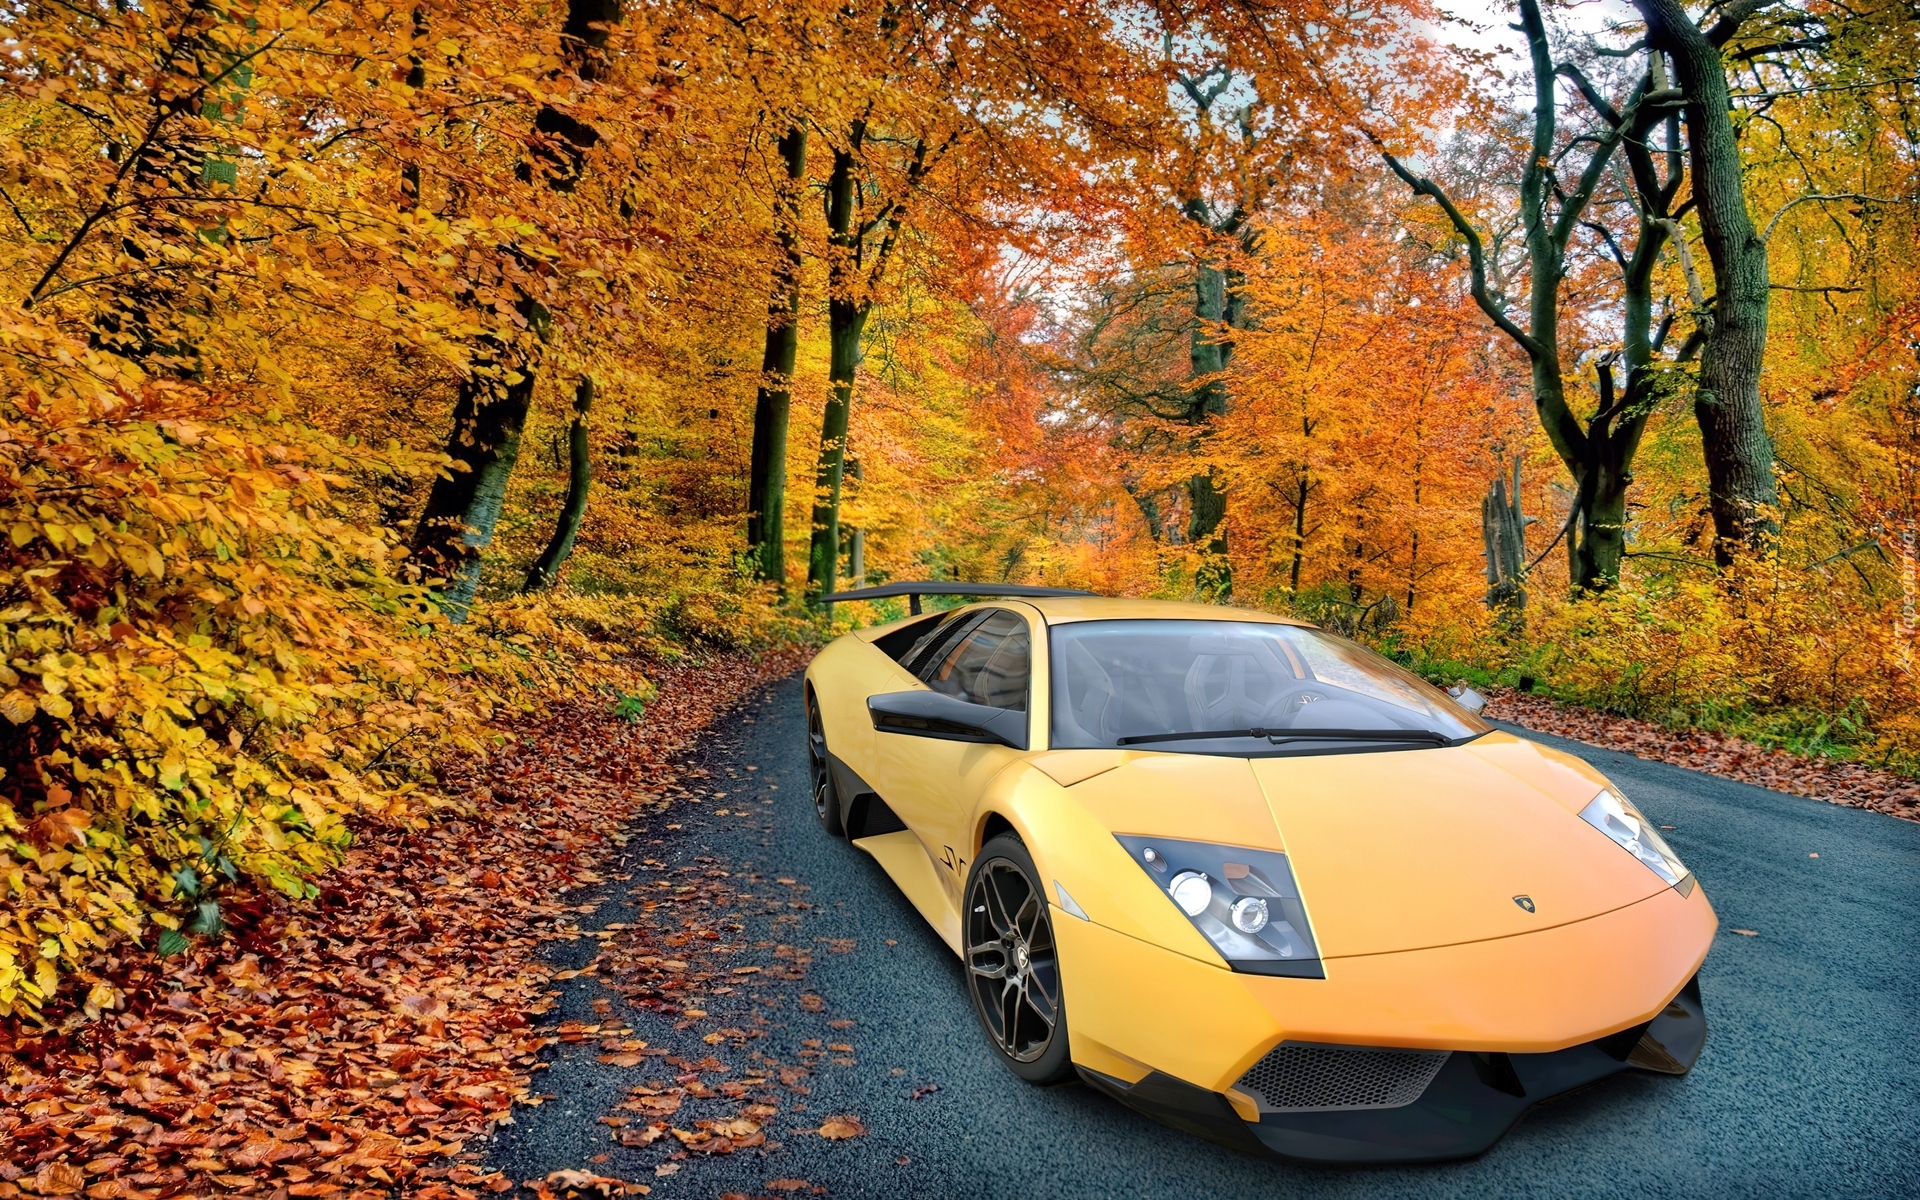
[1447,683,1489,715]
[868,691,1029,751]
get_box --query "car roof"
[1018,596,1312,626]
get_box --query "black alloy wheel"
[806,693,845,836]
[964,834,1072,1083]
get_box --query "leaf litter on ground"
[0,647,810,1199]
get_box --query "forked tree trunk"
[524,376,595,591]
[1385,0,1684,597]
[801,120,937,606]
[807,130,870,604]
[747,127,808,589]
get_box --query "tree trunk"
[1572,457,1630,592]
[1484,459,1528,614]
[807,298,867,602]
[1574,202,1672,590]
[1185,234,1235,595]
[845,458,865,586]
[1633,0,1778,564]
[413,339,540,618]
[524,375,594,591]
[1289,475,1310,593]
[747,127,808,589]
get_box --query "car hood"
[1058,733,1668,959]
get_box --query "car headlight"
[1116,835,1322,977]
[1579,789,1690,888]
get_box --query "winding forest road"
[486,672,1920,1199]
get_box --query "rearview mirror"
[1447,683,1488,715]
[868,691,1028,751]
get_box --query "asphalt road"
[487,672,1920,1199]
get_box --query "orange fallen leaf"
[34,1163,85,1196]
[816,1116,867,1140]
[541,1168,644,1196]
[619,1123,669,1147]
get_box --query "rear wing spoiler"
[820,581,1095,615]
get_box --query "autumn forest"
[1,0,1916,1027]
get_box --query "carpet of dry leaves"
[1486,688,1920,822]
[0,647,813,1200]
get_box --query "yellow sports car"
[805,586,1713,1164]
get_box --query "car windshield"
[1049,620,1491,753]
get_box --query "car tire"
[806,692,845,837]
[964,834,1074,1084]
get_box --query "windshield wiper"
[1116,727,1456,748]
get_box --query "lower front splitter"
[1078,974,1706,1166]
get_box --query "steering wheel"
[1183,655,1329,730]
[1253,681,1336,729]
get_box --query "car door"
[872,606,1036,902]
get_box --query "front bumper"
[1055,881,1715,1164]
[1079,975,1705,1164]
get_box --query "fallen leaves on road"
[0,648,811,1198]
[1486,688,1920,822]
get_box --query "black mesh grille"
[1236,1043,1450,1113]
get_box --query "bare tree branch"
[1705,0,1781,47]
[1762,192,1918,241]
[1381,152,1544,360]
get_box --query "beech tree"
[805,114,953,603]
[746,127,809,590]
[1382,0,1686,592]
[1629,0,1783,564]
[410,0,629,617]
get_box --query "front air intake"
[1235,1043,1451,1113]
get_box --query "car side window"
[873,612,948,664]
[922,610,1030,712]
[902,611,985,677]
